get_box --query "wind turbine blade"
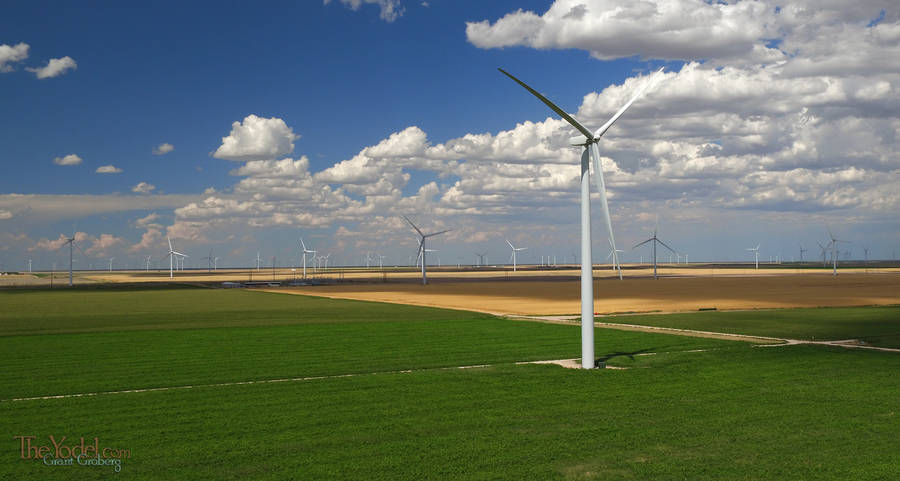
[73,242,88,258]
[498,68,594,140]
[632,238,653,250]
[657,238,677,254]
[506,239,514,249]
[593,67,664,139]
[300,238,307,250]
[402,215,423,237]
[589,143,619,261]
[424,229,451,238]
[167,236,173,252]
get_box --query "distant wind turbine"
[827,228,850,276]
[506,239,526,272]
[606,237,624,277]
[746,244,760,270]
[632,227,675,280]
[404,215,450,286]
[499,66,663,368]
[166,236,187,279]
[61,230,86,287]
[300,238,316,279]
[799,244,808,263]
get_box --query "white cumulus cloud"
[95,165,123,174]
[324,0,404,22]
[0,42,29,72]
[132,182,156,193]
[213,114,300,162]
[26,56,77,79]
[466,0,779,61]
[152,143,174,155]
[53,154,82,166]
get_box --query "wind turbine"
[632,227,675,280]
[746,244,760,269]
[61,230,86,287]
[606,237,624,276]
[827,228,850,276]
[500,67,663,369]
[145,255,152,271]
[300,238,316,279]
[475,252,487,267]
[404,215,450,286]
[817,242,828,268]
[506,239,526,272]
[166,236,187,279]
[799,244,808,263]
[256,252,261,271]
[201,249,214,272]
[108,257,115,272]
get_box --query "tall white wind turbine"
[746,244,760,269]
[404,215,450,286]
[167,236,187,279]
[827,228,849,276]
[799,244,808,263]
[300,238,316,279]
[500,67,663,369]
[506,239,527,272]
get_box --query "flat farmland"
[3,287,900,479]
[268,272,900,315]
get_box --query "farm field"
[269,272,900,315]
[2,287,899,479]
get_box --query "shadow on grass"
[596,347,658,366]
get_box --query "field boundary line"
[512,315,900,353]
[1,363,497,403]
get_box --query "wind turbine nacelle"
[569,136,589,146]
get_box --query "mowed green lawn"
[602,306,900,348]
[2,287,899,479]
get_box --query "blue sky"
[2,0,899,270]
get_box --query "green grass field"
[2,287,899,479]
[602,306,900,348]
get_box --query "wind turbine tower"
[827,229,849,276]
[61,231,84,287]
[746,245,760,269]
[632,228,675,280]
[166,236,187,279]
[506,239,526,272]
[500,67,662,368]
[404,215,450,286]
[300,238,316,279]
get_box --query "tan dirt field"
[262,272,900,316]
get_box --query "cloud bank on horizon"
[2,0,899,267]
